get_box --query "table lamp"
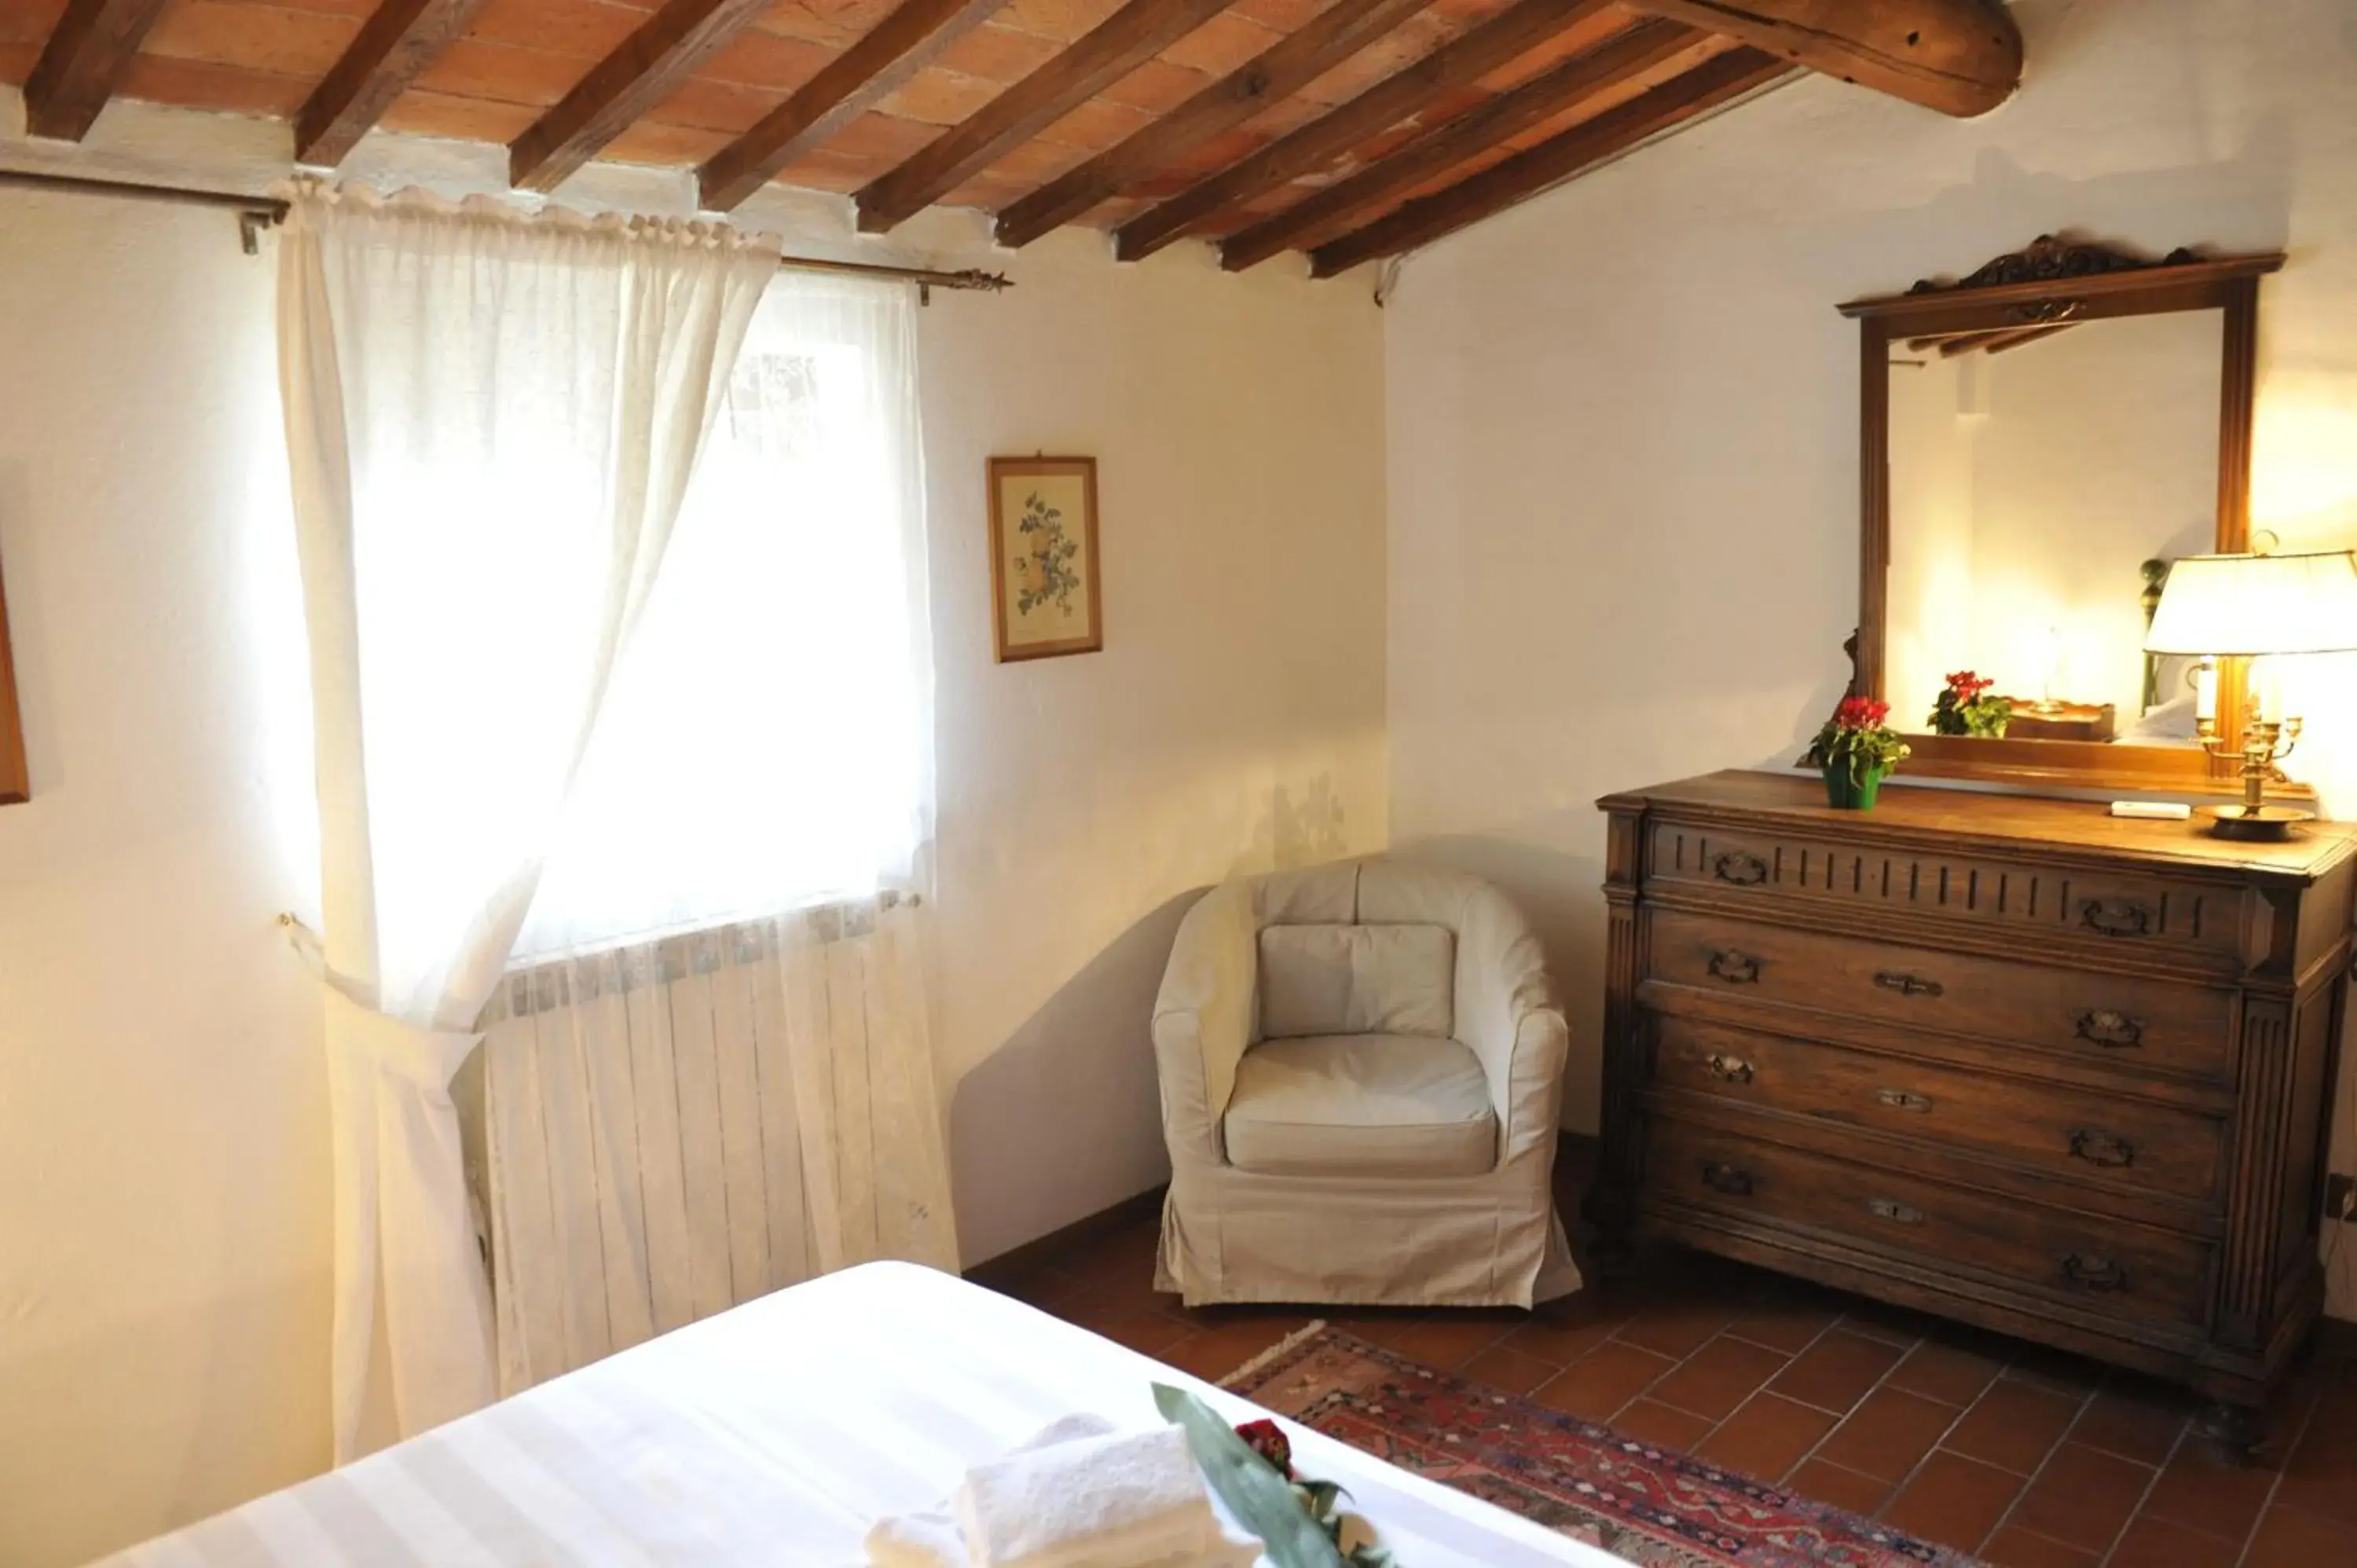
[2143,548,2357,839]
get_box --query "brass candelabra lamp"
[2143,548,2357,841]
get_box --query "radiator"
[476,895,955,1394]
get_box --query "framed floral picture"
[988,456,1102,662]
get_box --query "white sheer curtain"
[478,273,955,1391]
[277,179,778,1460]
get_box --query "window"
[512,276,930,958]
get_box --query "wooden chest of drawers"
[1592,770,2356,1435]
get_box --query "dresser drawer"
[1645,1117,2212,1328]
[1646,818,2244,965]
[1644,907,2236,1082]
[1649,1014,2227,1206]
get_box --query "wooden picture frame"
[988,456,1102,662]
[0,548,24,804]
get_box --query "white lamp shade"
[2143,550,2357,656]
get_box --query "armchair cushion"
[1257,923,1454,1039]
[1222,1034,1497,1178]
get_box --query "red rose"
[1235,1418,1293,1476]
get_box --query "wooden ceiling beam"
[854,0,1237,234]
[993,0,1437,249]
[1220,16,1702,271]
[1114,0,1610,265]
[700,0,1011,212]
[1309,46,1789,276]
[21,0,172,141]
[512,0,774,191]
[297,0,491,167]
[1622,0,2020,117]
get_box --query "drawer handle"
[2061,1252,2128,1292]
[1866,1198,1924,1225]
[2069,1128,2136,1169]
[2079,898,2153,939]
[1876,1088,1934,1112]
[1705,1053,1754,1085]
[1872,969,1945,998]
[1714,851,1770,886]
[2073,1009,2144,1049]
[1701,1161,1754,1197]
[1707,949,1762,985]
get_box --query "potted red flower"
[1928,669,2011,738]
[1806,695,1910,810]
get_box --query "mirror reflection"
[1886,310,2222,747]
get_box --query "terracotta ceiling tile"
[929,21,1063,82]
[874,66,1004,126]
[601,119,733,165]
[141,0,354,75]
[460,0,647,59]
[1094,56,1208,114]
[1157,11,1284,76]
[997,0,1128,45]
[799,106,944,161]
[115,55,310,117]
[414,38,599,108]
[0,42,33,86]
[770,143,876,189]
[1031,93,1153,151]
[691,26,834,90]
[757,0,902,48]
[0,1,70,49]
[1231,0,1329,32]
[641,75,781,134]
[379,88,542,141]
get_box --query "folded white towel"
[864,1417,1257,1568]
[958,1426,1216,1568]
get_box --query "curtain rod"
[0,166,1013,295]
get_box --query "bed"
[98,1262,1618,1567]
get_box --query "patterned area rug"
[1224,1324,1984,1568]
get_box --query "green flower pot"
[1824,764,1886,810]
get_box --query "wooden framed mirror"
[1842,236,2289,794]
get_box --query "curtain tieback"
[280,914,480,1089]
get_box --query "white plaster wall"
[0,190,330,1564]
[1382,0,2357,1199]
[0,93,1384,1566]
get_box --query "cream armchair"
[1151,860,1582,1308]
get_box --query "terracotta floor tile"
[1813,1386,1959,1484]
[1461,1343,1560,1397]
[1838,1298,1939,1349]
[2102,1514,2241,1568]
[2001,1343,2108,1398]
[1768,1328,1904,1414]
[1065,1304,1194,1357]
[2242,1503,2357,1568]
[1788,1457,1895,1517]
[1386,1316,1516,1370]
[2139,1433,2282,1542]
[2271,1380,2357,1526]
[2001,1441,2150,1552]
[1160,1319,1302,1380]
[1977,1525,2098,1567]
[1697,1393,1838,1483]
[1611,1398,1716,1452]
[1879,1449,2025,1554]
[2067,1386,2186,1467]
[1724,1296,1843,1355]
[1886,1340,2004,1408]
[1501,1307,1624,1366]
[1646,1335,1790,1422]
[1613,1299,1739,1361]
[1532,1340,1678,1424]
[1941,1378,2081,1475]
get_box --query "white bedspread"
[97,1262,1615,1568]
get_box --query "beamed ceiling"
[1,0,2022,275]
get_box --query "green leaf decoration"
[1153,1385,1348,1568]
